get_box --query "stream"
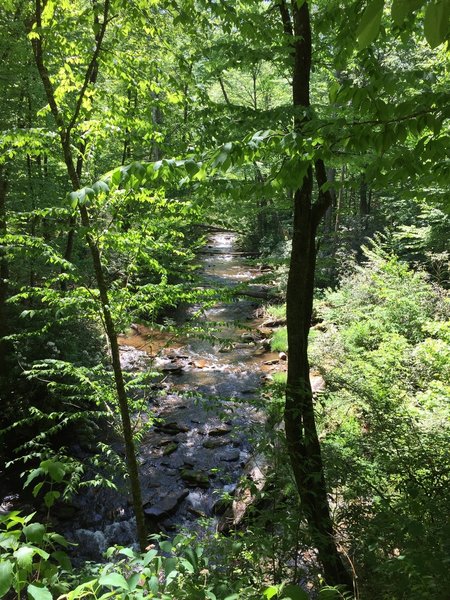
[58,232,287,558]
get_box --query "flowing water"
[117,232,284,535]
[44,232,287,558]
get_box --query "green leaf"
[319,587,342,599]
[264,586,279,599]
[32,482,44,498]
[23,468,43,489]
[69,191,79,208]
[159,540,173,553]
[118,547,135,558]
[148,575,159,594]
[357,0,384,49]
[33,548,50,561]
[142,549,158,566]
[92,180,110,195]
[424,0,450,48]
[0,561,13,598]
[163,557,177,576]
[23,523,45,544]
[51,550,72,571]
[98,573,129,590]
[391,0,424,25]
[179,557,194,573]
[13,546,34,573]
[127,573,141,591]
[281,584,309,600]
[47,533,69,548]
[44,490,60,508]
[328,82,340,104]
[84,187,95,199]
[184,159,200,177]
[111,168,122,186]
[40,460,66,483]
[27,584,52,600]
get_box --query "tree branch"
[278,0,293,38]
[65,0,111,141]
[312,158,333,227]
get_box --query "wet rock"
[160,364,183,374]
[156,422,189,434]
[193,359,208,368]
[241,333,256,342]
[202,437,230,449]
[263,359,279,365]
[253,347,267,356]
[220,449,240,462]
[257,326,273,337]
[144,489,189,519]
[188,507,207,518]
[104,520,136,547]
[156,437,177,447]
[119,345,149,371]
[180,469,210,488]
[186,490,211,515]
[162,442,178,456]
[73,529,107,559]
[262,317,286,328]
[208,424,232,437]
[311,374,326,393]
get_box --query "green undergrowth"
[0,510,350,600]
[270,327,287,352]
[309,243,450,599]
[265,303,286,321]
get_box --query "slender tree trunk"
[26,155,37,291]
[280,0,352,588]
[31,0,147,551]
[0,167,9,381]
[218,76,231,106]
[359,173,370,232]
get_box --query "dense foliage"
[0,0,448,598]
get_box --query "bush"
[310,245,450,599]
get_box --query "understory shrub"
[310,244,450,599]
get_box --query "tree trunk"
[0,167,9,381]
[281,0,352,588]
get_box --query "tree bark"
[31,0,148,551]
[281,0,352,588]
[0,167,9,381]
